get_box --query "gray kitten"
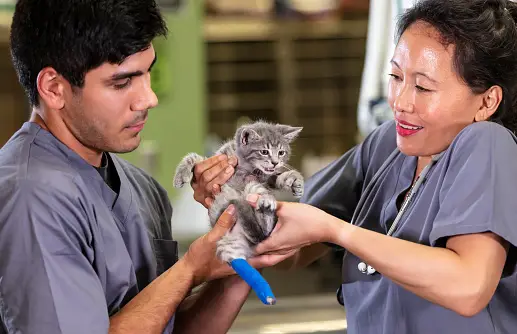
[173,121,304,263]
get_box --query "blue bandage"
[230,258,276,305]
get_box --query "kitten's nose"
[271,161,278,167]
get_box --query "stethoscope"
[357,151,444,276]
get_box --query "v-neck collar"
[26,122,133,226]
[110,155,133,229]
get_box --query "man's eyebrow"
[149,54,157,71]
[109,70,144,81]
[108,55,158,81]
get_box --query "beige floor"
[229,293,347,334]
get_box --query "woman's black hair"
[397,0,517,134]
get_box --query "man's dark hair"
[397,0,517,134]
[9,0,168,107]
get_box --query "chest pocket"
[152,238,179,276]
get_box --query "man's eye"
[114,78,131,90]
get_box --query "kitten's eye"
[278,150,286,157]
[260,150,269,156]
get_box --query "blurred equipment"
[206,0,275,16]
[288,0,339,18]
[356,0,416,139]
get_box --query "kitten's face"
[253,143,289,174]
[235,122,303,175]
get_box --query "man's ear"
[475,85,503,122]
[36,67,69,109]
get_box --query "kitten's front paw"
[173,168,193,188]
[256,194,277,213]
[277,170,304,198]
[173,153,204,188]
[291,178,304,198]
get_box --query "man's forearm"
[109,258,195,334]
[173,275,251,334]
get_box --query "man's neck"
[30,110,104,167]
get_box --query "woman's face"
[388,21,485,157]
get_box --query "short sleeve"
[0,181,109,334]
[429,123,517,274]
[301,146,365,222]
[301,120,397,222]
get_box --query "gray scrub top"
[302,120,517,334]
[0,123,178,334]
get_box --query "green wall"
[122,3,206,199]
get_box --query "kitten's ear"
[237,127,262,146]
[278,125,303,142]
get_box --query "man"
[0,1,291,333]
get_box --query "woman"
[248,0,517,333]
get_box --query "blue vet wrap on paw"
[230,258,276,305]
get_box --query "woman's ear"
[475,85,503,122]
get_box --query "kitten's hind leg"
[208,185,240,227]
[244,182,278,238]
[216,224,255,263]
[173,153,205,188]
[211,194,267,261]
[211,194,277,305]
[217,217,277,305]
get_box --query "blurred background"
[0,0,396,333]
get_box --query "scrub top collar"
[23,122,133,226]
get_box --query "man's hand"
[181,203,300,286]
[191,155,238,208]
[181,204,237,286]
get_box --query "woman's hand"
[246,195,338,255]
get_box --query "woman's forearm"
[329,217,506,316]
[273,243,330,271]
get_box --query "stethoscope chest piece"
[358,261,377,275]
[355,153,444,278]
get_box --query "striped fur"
[173,121,304,262]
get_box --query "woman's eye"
[416,85,431,92]
[388,73,401,81]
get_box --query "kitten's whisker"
[283,164,294,171]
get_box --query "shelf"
[204,16,368,160]
[204,16,368,42]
